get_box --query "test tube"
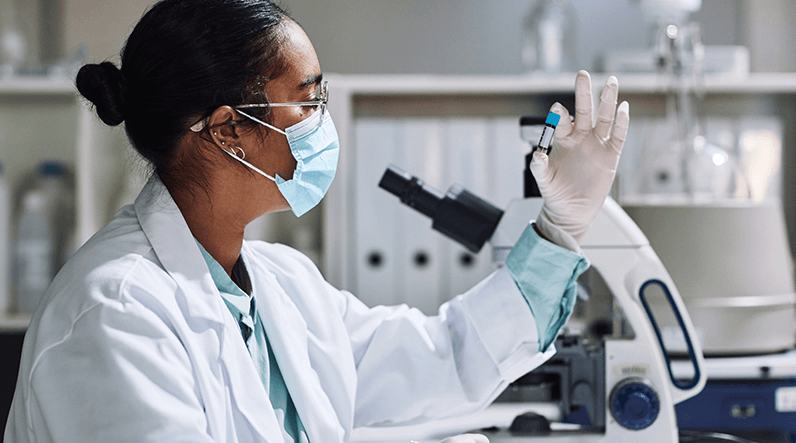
[534,112,561,155]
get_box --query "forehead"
[278,20,321,84]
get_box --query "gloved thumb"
[530,150,552,189]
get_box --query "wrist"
[534,215,581,253]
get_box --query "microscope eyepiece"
[379,166,443,219]
[379,165,503,253]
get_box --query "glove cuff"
[534,212,581,253]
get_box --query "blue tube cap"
[545,112,561,127]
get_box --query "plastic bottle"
[12,161,75,314]
[34,162,75,269]
[0,162,10,315]
[14,191,53,313]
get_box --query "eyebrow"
[298,73,323,90]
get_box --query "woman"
[5,1,629,442]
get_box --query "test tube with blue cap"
[534,112,561,156]
[521,111,561,198]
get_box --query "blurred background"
[63,0,796,74]
[2,0,796,438]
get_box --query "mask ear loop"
[236,109,287,135]
[219,147,277,182]
[207,108,285,182]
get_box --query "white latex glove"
[438,434,490,443]
[532,70,630,252]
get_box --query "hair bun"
[75,61,128,126]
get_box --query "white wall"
[64,0,795,74]
[287,0,701,74]
[64,0,154,64]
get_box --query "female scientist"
[5,1,629,442]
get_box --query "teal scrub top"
[197,242,309,443]
[507,223,589,352]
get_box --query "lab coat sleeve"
[21,294,214,443]
[507,223,590,352]
[342,258,569,427]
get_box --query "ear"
[206,106,240,152]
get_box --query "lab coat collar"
[134,176,283,442]
[134,175,223,325]
[244,242,347,442]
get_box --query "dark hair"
[76,0,290,177]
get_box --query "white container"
[14,191,54,314]
[623,200,796,355]
[30,161,75,271]
[0,162,10,315]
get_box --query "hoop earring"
[233,146,245,159]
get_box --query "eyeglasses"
[238,81,328,118]
[190,81,329,133]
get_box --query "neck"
[161,139,289,275]
[163,174,251,276]
[182,194,246,276]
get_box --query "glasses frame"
[236,80,328,118]
[190,81,328,133]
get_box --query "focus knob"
[609,378,660,430]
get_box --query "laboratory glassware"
[13,161,75,314]
[636,22,745,200]
[0,0,25,76]
[521,0,576,73]
[14,190,53,314]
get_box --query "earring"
[213,131,217,136]
[233,146,245,159]
[221,141,225,145]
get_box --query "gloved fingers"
[594,76,619,140]
[529,150,552,188]
[607,101,630,154]
[573,70,594,134]
[550,102,573,139]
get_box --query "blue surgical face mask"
[224,108,340,217]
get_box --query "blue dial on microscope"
[610,379,660,430]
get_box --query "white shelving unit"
[323,72,796,298]
[0,315,31,333]
[0,75,115,331]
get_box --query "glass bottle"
[521,0,577,73]
[0,0,25,77]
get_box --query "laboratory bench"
[350,403,793,442]
[350,351,796,442]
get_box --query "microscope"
[378,116,707,442]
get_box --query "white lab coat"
[5,177,557,443]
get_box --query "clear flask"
[521,0,577,73]
[636,22,746,200]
